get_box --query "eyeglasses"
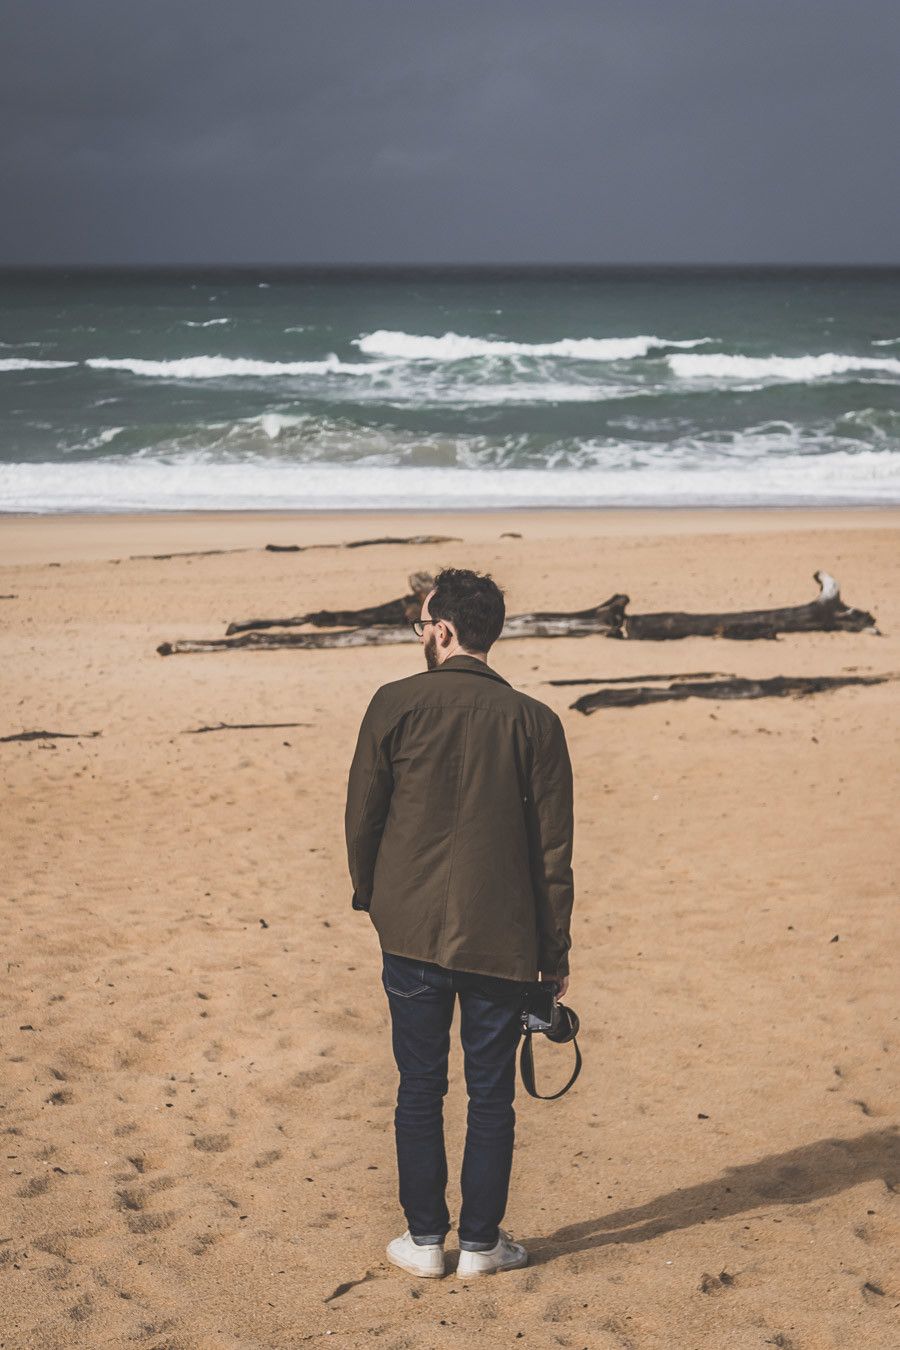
[411,617,454,637]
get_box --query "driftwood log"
[570,672,895,713]
[550,671,733,686]
[182,721,311,735]
[124,535,460,563]
[267,535,461,552]
[159,625,421,656]
[622,571,877,640]
[226,571,435,636]
[223,569,874,641]
[162,570,877,657]
[159,596,629,655]
[127,548,256,561]
[0,729,101,743]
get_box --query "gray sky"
[2,0,898,265]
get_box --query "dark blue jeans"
[381,949,528,1250]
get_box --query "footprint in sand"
[290,1064,343,1089]
[17,1175,52,1199]
[67,1293,93,1323]
[543,1295,575,1322]
[125,1210,178,1234]
[253,1149,282,1168]
[192,1132,232,1152]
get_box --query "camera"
[520,981,580,1043]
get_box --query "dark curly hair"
[428,567,506,653]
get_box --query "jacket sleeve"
[344,692,395,912]
[526,713,575,978]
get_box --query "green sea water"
[1,266,898,510]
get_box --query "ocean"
[1,266,898,512]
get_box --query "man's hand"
[541,972,569,999]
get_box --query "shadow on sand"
[523,1126,900,1264]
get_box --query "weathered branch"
[182,721,311,735]
[571,672,895,713]
[159,624,417,655]
[128,548,256,561]
[1,729,101,743]
[225,570,627,640]
[225,571,435,636]
[549,671,733,686]
[500,597,628,640]
[624,571,878,640]
[346,534,462,549]
[160,571,879,656]
[161,592,628,655]
[264,535,461,553]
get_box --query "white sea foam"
[3,446,897,513]
[354,330,713,361]
[374,381,642,407]
[669,352,900,381]
[181,318,231,328]
[0,357,78,371]
[67,427,125,452]
[258,412,308,440]
[84,354,378,378]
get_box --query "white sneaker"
[386,1230,446,1278]
[456,1227,528,1277]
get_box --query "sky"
[2,0,898,265]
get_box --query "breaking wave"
[669,352,900,382]
[353,330,713,361]
[84,355,380,378]
[0,357,78,371]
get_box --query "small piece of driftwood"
[128,548,256,561]
[623,571,877,640]
[549,671,733,686]
[345,534,462,549]
[225,571,435,636]
[571,672,894,713]
[182,721,311,735]
[0,729,101,743]
[159,624,418,656]
[265,535,461,553]
[501,596,628,640]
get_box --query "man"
[344,567,575,1279]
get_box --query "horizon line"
[1,260,899,274]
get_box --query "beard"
[423,631,438,670]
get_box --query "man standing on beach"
[344,567,575,1278]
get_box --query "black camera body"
[520,982,580,1043]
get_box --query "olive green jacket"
[344,652,575,982]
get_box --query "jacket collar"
[428,652,511,687]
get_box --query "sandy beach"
[1,506,898,1349]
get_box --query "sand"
[1,507,898,1350]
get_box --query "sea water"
[1,266,898,512]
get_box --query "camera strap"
[519,1028,582,1100]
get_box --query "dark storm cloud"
[2,0,898,264]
